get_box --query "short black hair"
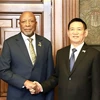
[68,18,87,30]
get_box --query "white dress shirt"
[69,42,84,61]
[21,33,37,61]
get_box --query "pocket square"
[38,42,42,47]
[82,50,86,53]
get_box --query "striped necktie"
[70,48,77,71]
[28,38,36,64]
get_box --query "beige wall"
[80,0,100,45]
[1,0,100,100]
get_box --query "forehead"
[20,12,35,20]
[70,22,84,28]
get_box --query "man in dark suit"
[0,11,54,100]
[33,18,100,100]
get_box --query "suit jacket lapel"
[64,46,70,75]
[70,44,88,75]
[35,34,43,64]
[15,33,32,65]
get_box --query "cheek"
[20,25,25,29]
[67,33,71,37]
[33,24,36,28]
[79,35,85,40]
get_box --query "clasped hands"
[24,80,43,94]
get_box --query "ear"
[36,21,37,25]
[84,29,88,37]
[67,30,70,37]
[19,21,20,26]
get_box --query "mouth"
[73,36,79,38]
[24,29,31,31]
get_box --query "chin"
[24,33,34,37]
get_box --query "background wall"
[0,0,100,100]
[80,0,100,45]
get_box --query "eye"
[30,20,36,23]
[31,20,34,22]
[70,28,74,31]
[77,28,82,31]
[21,20,26,23]
[78,29,81,30]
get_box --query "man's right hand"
[24,80,36,90]
[24,80,43,94]
[33,81,43,94]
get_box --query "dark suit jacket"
[42,43,100,100]
[0,33,54,100]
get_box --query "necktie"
[28,38,36,64]
[70,48,77,71]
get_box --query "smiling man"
[0,11,54,100]
[33,18,100,100]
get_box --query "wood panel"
[52,0,79,100]
[0,97,6,100]
[0,0,41,1]
[0,0,52,100]
[66,0,79,45]
[52,0,79,59]
[0,13,43,46]
[0,0,80,100]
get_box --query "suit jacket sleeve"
[91,50,100,100]
[41,50,59,93]
[45,42,55,100]
[0,40,26,89]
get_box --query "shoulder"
[84,44,100,53]
[57,46,70,55]
[36,34,51,44]
[83,44,100,57]
[87,46,100,55]
[58,45,70,52]
[4,33,20,42]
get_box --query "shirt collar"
[21,32,36,41]
[70,42,84,52]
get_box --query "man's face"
[67,22,88,45]
[19,12,37,37]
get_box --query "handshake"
[24,80,43,94]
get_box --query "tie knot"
[28,38,33,42]
[72,48,77,53]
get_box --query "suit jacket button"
[69,78,71,80]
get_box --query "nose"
[25,21,30,26]
[73,30,78,34]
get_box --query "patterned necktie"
[70,48,77,71]
[28,38,36,64]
